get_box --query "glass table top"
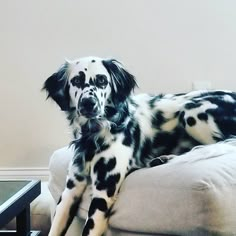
[0,181,30,205]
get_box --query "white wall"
[1,0,236,169]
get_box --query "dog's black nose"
[79,98,99,118]
[80,98,96,110]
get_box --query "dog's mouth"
[79,108,100,118]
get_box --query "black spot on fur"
[88,198,108,217]
[187,117,196,126]
[204,93,236,138]
[133,124,141,157]
[185,102,202,109]
[89,77,95,86]
[140,138,152,164]
[85,68,87,71]
[152,111,166,129]
[149,95,163,109]
[107,174,121,197]
[122,120,134,146]
[74,174,85,182]
[82,218,95,236]
[94,157,116,178]
[179,111,186,127]
[95,136,110,152]
[105,106,117,119]
[207,108,236,138]
[83,146,95,161]
[100,143,110,152]
[152,129,186,156]
[197,113,208,121]
[80,71,86,79]
[83,83,90,88]
[107,102,130,127]
[91,59,96,63]
[75,91,78,97]
[72,137,96,163]
[71,120,112,162]
[95,173,121,197]
[94,157,120,197]
[66,179,75,189]
[72,153,85,173]
[174,111,180,117]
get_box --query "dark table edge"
[0,180,41,228]
[0,230,40,235]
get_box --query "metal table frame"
[0,180,41,236]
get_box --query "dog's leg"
[82,156,127,236]
[82,193,114,236]
[49,161,88,236]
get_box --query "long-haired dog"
[43,56,236,236]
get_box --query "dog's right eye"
[74,76,81,84]
[71,74,85,88]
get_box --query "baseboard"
[0,167,49,181]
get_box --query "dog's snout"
[80,98,96,110]
[79,97,99,117]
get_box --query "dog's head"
[43,57,137,119]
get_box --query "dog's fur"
[43,56,236,236]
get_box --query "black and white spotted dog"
[43,56,236,236]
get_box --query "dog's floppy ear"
[43,62,70,111]
[102,59,137,102]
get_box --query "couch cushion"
[109,142,236,235]
[48,141,236,235]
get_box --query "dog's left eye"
[95,74,108,87]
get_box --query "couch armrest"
[48,146,74,202]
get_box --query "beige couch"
[48,141,236,236]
